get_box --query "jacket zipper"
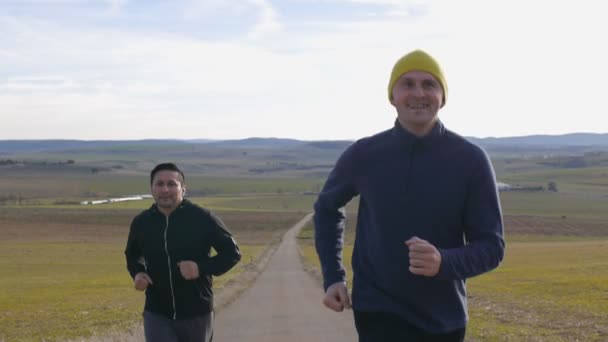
[404,141,415,192]
[163,215,177,319]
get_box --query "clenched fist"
[177,260,199,280]
[134,272,153,291]
[405,236,442,277]
[323,281,351,312]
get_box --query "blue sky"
[1,0,606,140]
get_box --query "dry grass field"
[298,210,608,342]
[2,151,608,341]
[0,206,304,342]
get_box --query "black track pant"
[354,310,466,342]
[143,311,213,342]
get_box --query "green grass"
[298,222,608,341]
[505,234,603,242]
[0,240,264,342]
[0,204,304,342]
[192,195,316,212]
[0,170,324,200]
[2,194,317,214]
[498,166,608,196]
[500,191,608,219]
[467,240,608,341]
[3,154,608,341]
[73,194,316,212]
[0,241,143,341]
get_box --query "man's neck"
[398,118,437,137]
[158,207,174,216]
[157,201,183,216]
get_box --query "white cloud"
[177,0,281,40]
[104,0,127,15]
[181,0,229,20]
[0,76,78,92]
[1,0,607,139]
[245,0,280,39]
[5,0,84,3]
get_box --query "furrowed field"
[298,169,608,341]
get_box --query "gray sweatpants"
[143,311,213,342]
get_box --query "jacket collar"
[391,119,446,147]
[150,198,189,215]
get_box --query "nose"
[412,84,424,96]
[158,184,170,192]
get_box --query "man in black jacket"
[125,163,241,342]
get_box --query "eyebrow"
[402,76,437,83]
[155,179,179,184]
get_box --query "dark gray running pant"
[143,311,213,342]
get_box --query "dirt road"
[214,213,357,341]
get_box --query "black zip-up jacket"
[125,199,241,320]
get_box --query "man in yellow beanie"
[314,49,505,341]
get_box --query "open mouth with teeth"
[407,103,430,109]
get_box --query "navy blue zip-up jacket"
[125,199,241,320]
[314,120,505,333]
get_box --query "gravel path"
[214,213,357,341]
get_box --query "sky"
[1,0,607,141]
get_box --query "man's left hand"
[177,260,199,280]
[405,236,441,277]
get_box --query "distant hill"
[0,137,355,177]
[0,133,608,155]
[2,132,608,154]
[470,133,608,147]
[306,141,353,150]
[202,137,304,149]
[0,137,338,153]
[2,133,608,177]
[0,139,186,153]
[2,133,607,154]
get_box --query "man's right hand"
[323,281,351,312]
[134,272,153,291]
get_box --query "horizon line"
[1,131,608,142]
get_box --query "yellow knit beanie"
[388,49,447,107]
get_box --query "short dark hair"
[150,163,185,186]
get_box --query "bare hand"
[134,272,153,291]
[323,281,351,312]
[177,260,199,280]
[405,236,442,277]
